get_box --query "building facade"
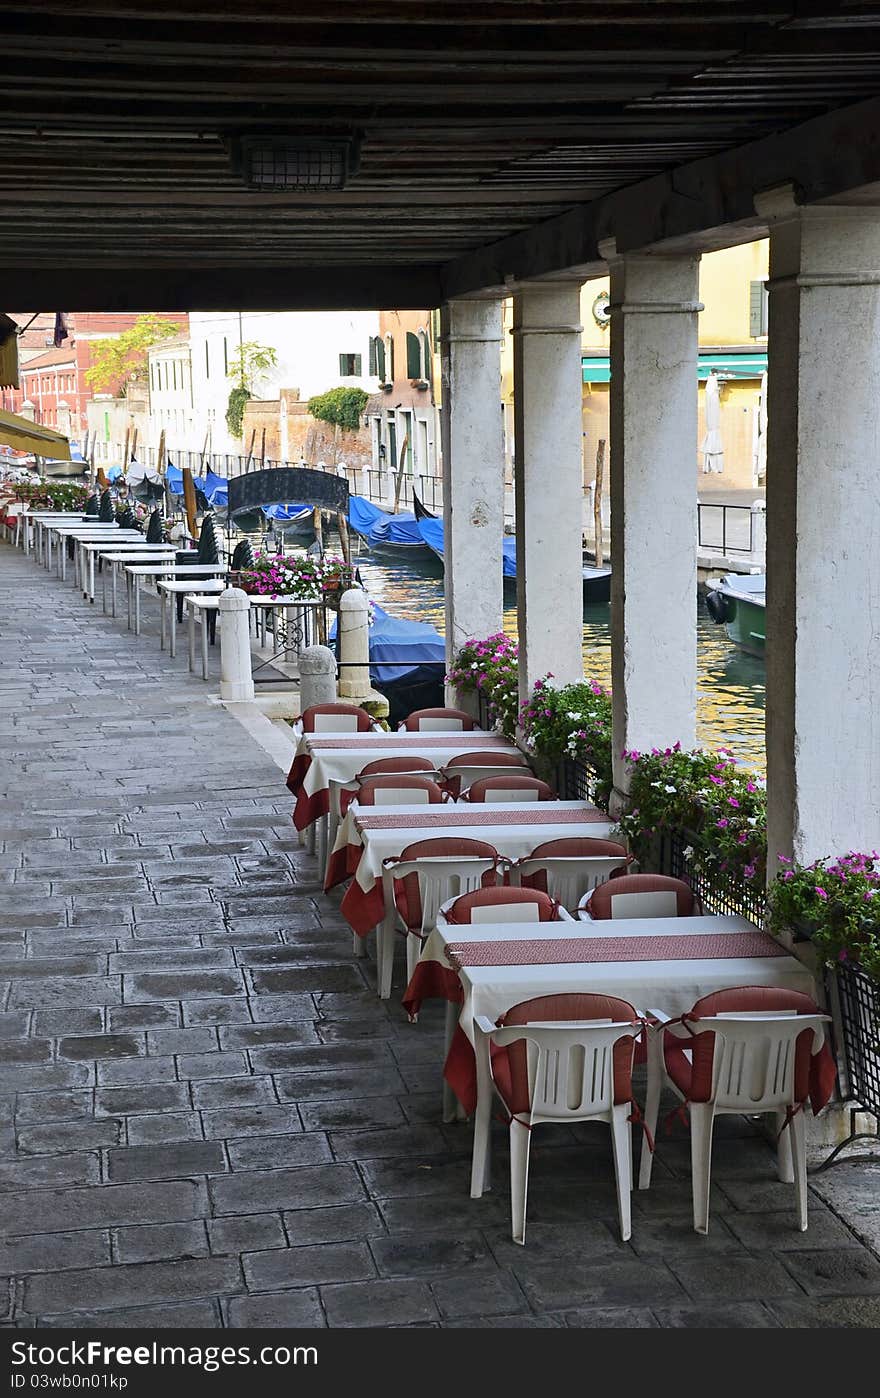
[365,309,440,488]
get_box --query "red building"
[0,313,186,445]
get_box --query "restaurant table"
[287,730,512,833]
[401,915,818,1117]
[157,578,226,657]
[185,594,221,679]
[25,512,85,560]
[124,562,227,635]
[97,549,179,616]
[46,525,143,581]
[329,799,619,940]
[78,539,176,605]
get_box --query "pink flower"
[816,887,828,899]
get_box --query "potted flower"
[237,553,324,602]
[768,852,880,976]
[321,556,356,609]
[616,745,767,895]
[519,676,614,808]
[447,633,519,737]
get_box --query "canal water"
[349,546,767,773]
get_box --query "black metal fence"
[697,502,755,555]
[833,962,880,1126]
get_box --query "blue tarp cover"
[264,503,313,521]
[330,602,445,683]
[165,462,207,497]
[417,516,516,578]
[347,494,387,538]
[203,469,228,508]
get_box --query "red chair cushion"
[339,757,435,816]
[390,837,500,931]
[444,886,558,924]
[493,992,639,1114]
[442,750,530,798]
[300,703,373,732]
[587,873,696,920]
[663,985,824,1105]
[466,775,556,803]
[518,837,630,892]
[356,775,444,805]
[401,707,475,731]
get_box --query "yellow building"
[502,240,769,495]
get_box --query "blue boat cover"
[330,602,445,683]
[165,462,207,497]
[264,503,313,521]
[106,465,123,482]
[417,516,516,577]
[347,494,387,538]
[203,469,228,508]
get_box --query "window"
[406,329,431,385]
[384,333,394,383]
[369,335,386,382]
[223,337,228,374]
[338,352,362,376]
[749,280,769,338]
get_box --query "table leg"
[135,579,141,637]
[160,591,167,651]
[89,551,95,603]
[187,605,196,673]
[169,597,176,659]
[60,537,67,582]
[201,611,209,680]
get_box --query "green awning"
[582,351,767,385]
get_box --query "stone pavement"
[1,540,879,1330]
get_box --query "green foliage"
[225,341,278,439]
[225,386,250,438]
[446,633,519,738]
[519,678,614,810]
[85,314,180,394]
[616,746,767,892]
[307,386,369,433]
[768,852,880,979]
[227,341,277,390]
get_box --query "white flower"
[566,711,580,720]
[651,781,662,789]
[683,846,694,861]
[664,784,677,793]
[747,816,758,826]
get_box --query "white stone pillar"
[298,644,337,711]
[756,187,880,868]
[512,281,585,703]
[601,242,701,803]
[219,587,255,702]
[337,588,372,701]
[440,299,505,701]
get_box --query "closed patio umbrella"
[701,371,725,474]
[753,371,768,485]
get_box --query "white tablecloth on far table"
[287,730,511,830]
[330,800,618,935]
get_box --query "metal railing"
[697,502,755,555]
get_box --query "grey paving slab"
[2,541,879,1331]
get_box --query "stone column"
[601,241,701,806]
[512,281,585,704]
[219,587,255,702]
[440,299,505,702]
[337,587,372,701]
[756,187,880,868]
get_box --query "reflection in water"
[350,546,766,773]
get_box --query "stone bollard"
[337,588,372,700]
[299,644,337,711]
[750,498,766,566]
[219,587,255,702]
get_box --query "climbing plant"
[225,341,278,437]
[307,386,368,433]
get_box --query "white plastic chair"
[512,854,630,911]
[379,843,502,998]
[472,1005,642,1243]
[639,1005,829,1233]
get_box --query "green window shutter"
[385,336,394,382]
[749,280,768,338]
[339,352,346,376]
[368,336,378,376]
[352,353,362,377]
[377,338,386,381]
[406,331,421,379]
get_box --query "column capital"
[510,322,583,337]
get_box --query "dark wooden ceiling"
[1,2,880,294]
